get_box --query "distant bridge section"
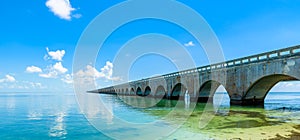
[92,45,300,105]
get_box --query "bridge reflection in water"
[92,45,300,106]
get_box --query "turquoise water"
[0,93,110,139]
[0,92,300,139]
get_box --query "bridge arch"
[130,88,135,95]
[136,87,143,96]
[244,74,299,105]
[155,85,166,98]
[144,86,151,96]
[198,80,228,102]
[171,83,187,100]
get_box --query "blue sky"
[1,0,300,92]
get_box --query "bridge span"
[92,45,300,105]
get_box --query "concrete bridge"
[93,45,300,105]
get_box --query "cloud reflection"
[81,93,114,124]
[49,112,67,138]
[27,111,43,120]
[6,96,16,110]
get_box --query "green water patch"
[120,94,300,139]
[215,119,282,129]
[141,101,300,139]
[183,112,279,131]
[183,107,286,131]
[181,107,300,139]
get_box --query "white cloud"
[53,62,68,73]
[38,48,68,78]
[73,14,82,19]
[100,61,114,80]
[61,74,73,84]
[184,41,195,47]
[26,66,42,73]
[0,75,16,83]
[32,82,42,88]
[0,81,46,90]
[75,65,99,78]
[23,81,45,89]
[46,47,65,61]
[39,71,58,78]
[5,75,16,82]
[46,0,77,20]
[75,61,121,83]
[39,62,68,78]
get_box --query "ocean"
[0,92,299,139]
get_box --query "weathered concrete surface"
[94,45,300,106]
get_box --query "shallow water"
[148,92,300,139]
[0,93,110,139]
[0,92,300,139]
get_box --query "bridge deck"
[93,45,300,106]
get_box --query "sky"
[1,0,300,92]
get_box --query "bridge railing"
[223,45,300,67]
[161,45,300,78]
